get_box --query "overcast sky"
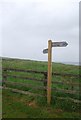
[0,0,80,63]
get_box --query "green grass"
[2,89,81,118]
[2,57,81,118]
[0,89,2,119]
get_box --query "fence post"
[47,40,52,105]
[2,69,7,87]
[43,72,47,96]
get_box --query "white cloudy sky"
[0,0,80,62]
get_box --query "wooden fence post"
[43,73,47,96]
[47,40,52,105]
[2,69,7,87]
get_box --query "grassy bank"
[2,57,81,118]
[3,89,80,118]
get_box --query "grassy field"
[2,57,81,118]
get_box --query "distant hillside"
[2,57,79,75]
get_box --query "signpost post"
[47,40,52,105]
[43,40,68,105]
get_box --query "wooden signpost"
[43,40,68,105]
